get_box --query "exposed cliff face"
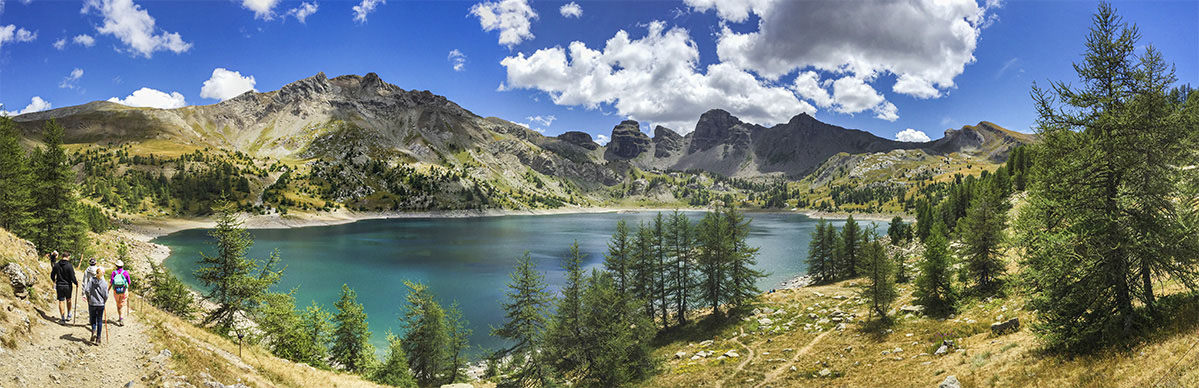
[603,120,652,160]
[653,126,684,158]
[557,131,599,150]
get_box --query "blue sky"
[1,0,1196,144]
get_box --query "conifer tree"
[301,301,334,368]
[371,333,418,387]
[30,120,87,254]
[887,216,909,246]
[444,302,471,384]
[332,284,375,373]
[603,219,632,296]
[667,210,695,326]
[652,213,669,325]
[723,206,765,310]
[578,270,655,387]
[859,231,896,323]
[195,202,282,334]
[837,215,862,278]
[493,252,552,387]
[544,241,588,376]
[696,211,727,318]
[147,261,196,319]
[956,179,1009,294]
[806,219,835,283]
[0,117,34,238]
[1020,2,1199,350]
[400,281,449,387]
[915,221,957,316]
[630,223,656,321]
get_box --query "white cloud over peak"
[59,68,84,89]
[790,71,832,108]
[896,128,931,142]
[73,34,96,47]
[448,49,467,71]
[107,87,186,109]
[0,24,37,48]
[82,0,192,58]
[241,0,280,20]
[708,0,994,98]
[200,68,256,101]
[1,96,51,117]
[288,2,318,23]
[470,0,538,48]
[352,0,384,23]
[500,21,814,133]
[526,115,556,127]
[559,2,582,18]
[594,134,610,145]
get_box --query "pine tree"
[400,281,449,387]
[652,213,669,326]
[0,117,34,238]
[723,206,765,311]
[301,301,334,368]
[194,202,282,334]
[577,270,655,387]
[630,223,656,321]
[1020,2,1199,350]
[259,290,325,366]
[806,219,835,283]
[493,252,552,387]
[29,120,87,254]
[667,210,695,326]
[887,216,909,246]
[544,241,588,376]
[893,251,910,284]
[147,261,196,319]
[444,302,471,384]
[371,333,418,387]
[603,219,632,297]
[914,221,956,316]
[956,179,1009,294]
[915,201,934,242]
[696,211,727,318]
[859,231,896,323]
[837,215,862,278]
[332,284,375,373]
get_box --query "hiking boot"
[118,318,124,326]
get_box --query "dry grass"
[648,278,1199,388]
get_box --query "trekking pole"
[103,304,109,344]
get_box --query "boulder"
[604,120,651,160]
[935,345,949,356]
[3,263,34,298]
[990,318,1020,335]
[675,351,688,359]
[557,131,599,150]
[938,375,961,388]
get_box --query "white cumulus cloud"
[288,1,318,23]
[896,128,931,142]
[470,0,538,48]
[1,96,51,117]
[0,24,37,48]
[73,34,96,47]
[107,87,187,109]
[448,49,466,71]
[200,68,256,101]
[559,2,582,18]
[59,68,84,89]
[82,0,192,58]
[352,0,384,23]
[499,21,814,134]
[594,134,610,145]
[53,38,67,50]
[241,0,279,20]
[526,115,555,127]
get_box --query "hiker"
[111,261,132,326]
[49,252,78,324]
[83,257,100,288]
[85,266,108,345]
[46,250,59,265]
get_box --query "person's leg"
[88,306,99,341]
[115,293,126,322]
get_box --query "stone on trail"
[939,375,962,388]
[675,351,688,359]
[935,345,949,356]
[818,368,832,377]
[440,384,474,388]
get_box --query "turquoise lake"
[155,211,856,355]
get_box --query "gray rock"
[935,345,949,356]
[557,131,599,150]
[991,318,1020,335]
[818,368,831,377]
[3,262,34,297]
[938,375,961,388]
[604,120,651,160]
[652,126,683,157]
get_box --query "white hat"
[115,260,124,267]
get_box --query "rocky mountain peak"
[653,125,683,158]
[689,109,749,153]
[604,120,651,160]
[558,131,599,150]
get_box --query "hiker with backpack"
[49,252,78,324]
[111,261,132,326]
[85,266,108,345]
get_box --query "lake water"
[156,211,856,355]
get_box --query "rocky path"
[753,329,833,388]
[0,288,160,388]
[713,328,755,388]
